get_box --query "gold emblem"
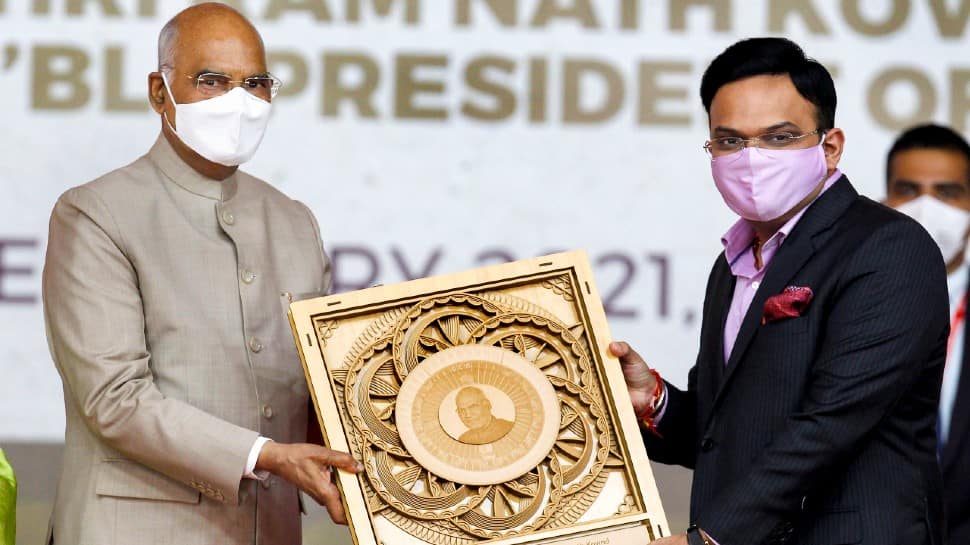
[397,345,561,485]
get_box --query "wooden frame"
[289,251,669,545]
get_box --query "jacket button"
[249,336,263,353]
[261,403,274,419]
[241,269,256,284]
[700,438,714,452]
[222,210,235,225]
[261,477,273,489]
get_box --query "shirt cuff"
[652,382,669,424]
[243,436,272,481]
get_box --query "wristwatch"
[687,525,712,545]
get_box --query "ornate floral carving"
[320,288,639,543]
[540,275,575,302]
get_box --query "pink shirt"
[721,170,842,363]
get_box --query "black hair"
[886,123,970,185]
[700,37,836,130]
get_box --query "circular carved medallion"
[332,291,624,542]
[396,345,561,486]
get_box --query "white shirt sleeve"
[243,436,272,481]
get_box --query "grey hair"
[157,16,178,76]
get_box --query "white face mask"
[161,72,272,166]
[895,194,970,264]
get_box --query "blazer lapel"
[704,256,736,387]
[712,176,858,409]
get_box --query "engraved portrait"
[454,385,515,444]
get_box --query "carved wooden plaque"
[289,251,669,545]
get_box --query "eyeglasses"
[186,72,282,100]
[704,129,825,157]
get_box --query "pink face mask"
[711,139,828,222]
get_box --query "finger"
[609,341,629,358]
[319,481,348,525]
[612,342,646,368]
[323,449,365,473]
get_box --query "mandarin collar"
[147,134,239,202]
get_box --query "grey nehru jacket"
[43,134,330,544]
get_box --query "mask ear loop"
[160,71,179,134]
[815,130,830,186]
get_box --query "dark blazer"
[944,280,970,544]
[645,176,949,545]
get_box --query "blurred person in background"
[613,37,948,545]
[0,449,14,545]
[886,123,970,545]
[42,4,359,544]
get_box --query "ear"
[821,127,845,177]
[147,71,167,114]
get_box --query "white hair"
[157,17,178,75]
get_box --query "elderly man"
[43,4,360,544]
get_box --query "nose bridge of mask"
[161,71,259,109]
[747,147,786,218]
[905,194,962,217]
[902,194,930,217]
[751,138,825,175]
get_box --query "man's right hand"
[610,341,659,419]
[255,441,363,524]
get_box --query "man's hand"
[610,341,658,418]
[255,441,363,524]
[649,534,688,545]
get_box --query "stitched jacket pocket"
[95,459,200,504]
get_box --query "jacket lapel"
[711,176,858,409]
[704,256,736,387]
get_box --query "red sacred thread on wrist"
[637,368,664,438]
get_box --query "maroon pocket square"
[762,286,813,325]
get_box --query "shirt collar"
[947,245,970,308]
[147,134,238,202]
[721,168,843,266]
